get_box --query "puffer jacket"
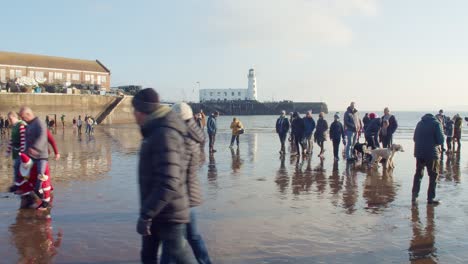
[314,118,328,142]
[343,107,361,133]
[184,118,205,207]
[207,115,217,135]
[230,120,244,136]
[292,117,305,139]
[303,116,316,138]
[413,114,444,160]
[138,106,190,223]
[365,118,381,137]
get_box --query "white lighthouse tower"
[247,68,257,101]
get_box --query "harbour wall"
[190,101,328,115]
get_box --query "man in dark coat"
[276,110,290,154]
[303,111,316,154]
[329,113,346,161]
[132,88,196,264]
[412,113,444,205]
[381,107,398,148]
[365,113,381,149]
[207,112,219,154]
[291,112,305,156]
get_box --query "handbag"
[238,128,245,135]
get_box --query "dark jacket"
[445,119,454,137]
[382,115,398,135]
[276,116,289,135]
[138,106,190,223]
[365,118,381,137]
[362,115,370,131]
[303,116,316,138]
[413,114,444,160]
[25,117,49,159]
[314,118,328,142]
[344,107,361,133]
[454,116,463,139]
[329,120,345,141]
[184,118,205,207]
[207,115,217,135]
[292,117,305,139]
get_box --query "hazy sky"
[4,0,468,111]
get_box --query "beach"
[0,114,467,263]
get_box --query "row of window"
[0,68,107,84]
[209,91,243,96]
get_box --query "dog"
[364,144,404,169]
[353,142,368,161]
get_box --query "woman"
[291,112,305,156]
[314,112,329,158]
[453,114,463,152]
[230,117,244,148]
[365,113,381,149]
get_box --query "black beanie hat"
[132,88,160,113]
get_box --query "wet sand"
[0,124,467,263]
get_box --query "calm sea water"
[0,112,467,263]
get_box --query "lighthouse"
[247,68,257,101]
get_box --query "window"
[35,72,44,79]
[49,72,54,81]
[97,76,101,85]
[54,72,63,80]
[224,92,227,96]
[29,71,35,78]
[85,74,91,81]
[232,92,234,96]
[238,92,241,96]
[217,92,220,95]
[72,73,80,81]
[10,70,15,79]
[67,73,71,81]
[101,75,107,82]
[210,92,213,96]
[15,70,22,78]
[0,69,5,82]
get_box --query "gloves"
[137,216,152,236]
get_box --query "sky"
[4,0,468,111]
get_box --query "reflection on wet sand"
[409,205,437,263]
[9,210,63,264]
[329,161,344,207]
[275,156,289,196]
[363,168,398,213]
[230,148,243,173]
[207,154,217,185]
[441,152,462,183]
[343,162,359,214]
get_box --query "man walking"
[132,88,195,264]
[207,111,219,154]
[5,111,27,191]
[412,113,444,205]
[381,107,398,148]
[303,111,316,155]
[343,102,362,161]
[435,109,446,152]
[276,110,290,155]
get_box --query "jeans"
[278,133,287,152]
[412,158,439,201]
[77,125,82,134]
[13,157,21,182]
[208,133,216,151]
[305,134,313,153]
[161,209,212,264]
[332,138,341,159]
[345,130,356,159]
[141,223,196,264]
[230,135,239,146]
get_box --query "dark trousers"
[77,125,82,134]
[365,134,379,149]
[294,135,304,154]
[412,158,439,201]
[230,135,239,146]
[208,133,216,151]
[332,138,341,159]
[278,133,287,152]
[161,210,212,264]
[141,223,196,264]
[446,137,453,152]
[381,134,392,148]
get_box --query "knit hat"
[172,102,193,121]
[369,113,376,119]
[132,88,160,113]
[19,153,33,177]
[334,112,340,119]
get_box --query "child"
[329,113,346,161]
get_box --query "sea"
[0,111,467,263]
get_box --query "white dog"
[364,144,404,169]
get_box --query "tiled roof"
[0,51,110,73]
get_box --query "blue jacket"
[276,116,290,135]
[207,115,217,135]
[303,116,316,137]
[365,118,381,137]
[413,114,444,160]
[329,120,345,141]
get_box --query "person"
[275,110,290,155]
[86,116,94,134]
[195,113,202,128]
[132,88,196,264]
[362,113,370,132]
[0,115,4,136]
[381,107,398,148]
[329,113,346,161]
[199,110,206,130]
[45,115,50,129]
[435,109,446,152]
[412,113,444,205]
[5,111,27,191]
[289,112,296,147]
[77,115,83,134]
[60,114,65,129]
[303,111,316,154]
[314,112,328,158]
[167,102,212,264]
[229,117,244,148]
[343,102,362,161]
[4,117,10,135]
[365,113,381,149]
[207,111,219,154]
[291,112,305,156]
[445,117,454,154]
[453,114,462,152]
[19,106,50,210]
[72,117,77,131]
[379,120,391,148]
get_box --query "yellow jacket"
[230,120,243,135]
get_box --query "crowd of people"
[44,114,96,134]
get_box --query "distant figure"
[288,112,296,147]
[131,88,196,263]
[72,117,77,130]
[412,113,444,205]
[344,102,362,161]
[5,118,10,135]
[381,107,398,148]
[435,109,446,152]
[453,114,462,152]
[195,113,202,128]
[45,115,50,129]
[314,112,328,158]
[291,112,305,156]
[199,110,206,130]
[5,111,26,191]
[303,111,316,155]
[60,114,65,129]
[77,115,83,134]
[275,110,290,155]
[445,117,454,153]
[207,111,219,154]
[362,113,370,131]
[329,113,346,161]
[0,116,4,136]
[365,113,381,149]
[229,117,244,148]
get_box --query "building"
[0,51,111,90]
[199,68,257,102]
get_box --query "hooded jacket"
[413,114,444,160]
[344,107,361,133]
[207,115,217,135]
[138,105,190,223]
[184,118,205,207]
